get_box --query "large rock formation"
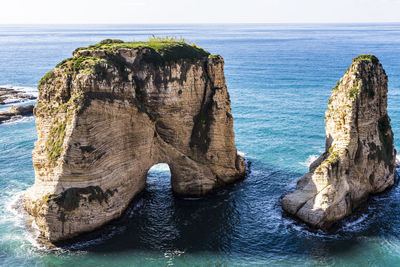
[282,55,396,229]
[23,39,246,243]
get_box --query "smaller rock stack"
[282,55,396,229]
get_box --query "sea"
[1,24,400,266]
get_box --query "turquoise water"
[1,24,400,266]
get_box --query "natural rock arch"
[23,40,246,243]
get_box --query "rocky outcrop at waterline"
[0,105,34,123]
[22,39,246,243]
[282,55,396,229]
[0,87,36,104]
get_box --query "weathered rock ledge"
[23,39,246,243]
[282,55,396,229]
[0,105,34,123]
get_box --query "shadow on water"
[58,163,252,254]
[52,161,400,263]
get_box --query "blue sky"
[1,0,400,24]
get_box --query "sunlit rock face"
[22,40,246,243]
[282,55,396,229]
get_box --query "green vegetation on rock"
[38,37,215,88]
[333,81,341,91]
[327,149,339,164]
[46,120,66,162]
[208,54,222,60]
[343,55,380,76]
[352,54,379,64]
[73,36,211,64]
[38,70,55,86]
[349,86,359,98]
[41,91,85,162]
[38,57,108,88]
[329,144,335,153]
[349,78,361,98]
[98,39,124,45]
[56,57,107,75]
[36,91,84,117]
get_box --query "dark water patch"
[49,160,305,258]
[56,161,253,252]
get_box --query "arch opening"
[146,163,173,195]
[148,163,170,175]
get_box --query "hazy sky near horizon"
[1,0,400,24]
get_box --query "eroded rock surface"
[282,55,396,229]
[23,39,246,243]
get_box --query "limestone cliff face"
[282,55,396,229]
[23,40,246,243]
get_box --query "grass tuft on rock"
[349,87,359,98]
[56,57,107,75]
[98,39,124,45]
[352,54,379,65]
[46,120,66,162]
[38,70,55,86]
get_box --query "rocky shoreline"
[0,87,36,123]
[0,87,36,105]
[0,105,34,124]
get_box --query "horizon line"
[1,22,400,25]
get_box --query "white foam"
[3,190,48,251]
[4,191,26,225]
[0,86,36,123]
[164,250,185,257]
[300,154,319,167]
[0,85,38,97]
[237,150,256,159]
[1,116,34,125]
[341,214,369,231]
[237,151,246,157]
[283,217,340,239]
[164,249,185,266]
[396,155,400,166]
[0,85,38,110]
[2,96,21,104]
